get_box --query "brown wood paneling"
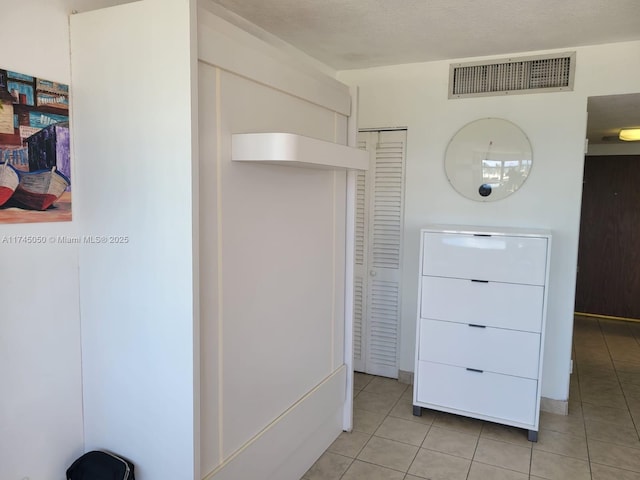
[575,155,640,319]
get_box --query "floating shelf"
[231,133,369,170]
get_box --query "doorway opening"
[575,94,640,322]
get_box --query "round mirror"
[444,118,533,202]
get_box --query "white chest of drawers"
[413,225,551,441]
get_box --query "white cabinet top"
[421,225,552,286]
[232,133,369,170]
[421,224,552,238]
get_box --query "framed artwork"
[0,67,71,223]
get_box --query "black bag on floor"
[66,450,135,480]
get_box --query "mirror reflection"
[445,118,533,202]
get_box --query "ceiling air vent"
[449,52,575,99]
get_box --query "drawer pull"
[466,368,484,373]
[471,279,489,283]
[473,234,492,237]
[468,323,486,328]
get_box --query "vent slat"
[450,53,575,98]
[353,277,364,360]
[355,169,367,266]
[368,278,399,368]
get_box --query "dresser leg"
[527,430,538,442]
[412,405,422,416]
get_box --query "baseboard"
[575,311,640,323]
[268,407,344,480]
[203,365,346,480]
[540,396,569,415]
[398,370,414,385]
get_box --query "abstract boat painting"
[0,67,71,223]
[0,161,19,206]
[11,167,70,211]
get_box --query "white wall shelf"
[232,133,369,170]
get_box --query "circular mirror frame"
[444,118,533,202]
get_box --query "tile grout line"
[464,422,482,480]
[579,316,640,478]
[606,321,640,444]
[575,319,593,480]
[359,377,423,478]
[308,327,640,480]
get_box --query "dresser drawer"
[418,319,540,378]
[420,276,544,332]
[415,361,537,426]
[422,232,548,285]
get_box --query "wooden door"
[575,155,640,320]
[353,130,407,378]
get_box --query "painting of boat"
[0,161,19,206]
[11,166,70,210]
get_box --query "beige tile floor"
[303,315,640,479]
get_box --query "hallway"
[303,316,640,479]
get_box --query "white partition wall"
[71,1,199,479]
[71,1,358,479]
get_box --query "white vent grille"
[450,52,575,98]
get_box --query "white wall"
[338,40,640,403]
[70,1,198,479]
[588,142,640,156]
[0,2,84,479]
[2,1,351,478]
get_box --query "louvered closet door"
[353,137,369,373]
[354,130,406,378]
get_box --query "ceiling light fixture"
[619,128,640,141]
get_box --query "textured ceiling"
[208,0,640,144]
[209,0,640,70]
[68,0,640,144]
